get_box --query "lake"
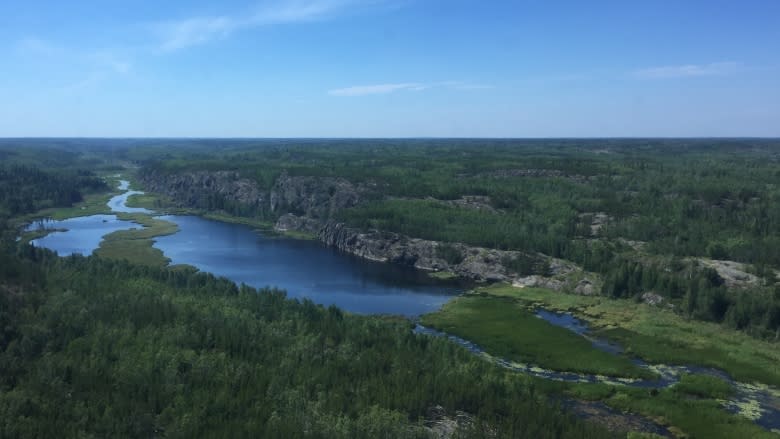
[27,182,462,316]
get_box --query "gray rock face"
[512,275,564,291]
[270,173,360,219]
[641,292,665,306]
[139,170,361,220]
[315,219,577,284]
[696,258,761,288]
[140,169,597,289]
[139,170,267,211]
[574,279,596,295]
[274,213,322,234]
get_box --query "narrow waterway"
[416,309,780,432]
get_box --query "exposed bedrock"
[311,217,588,287]
[139,169,594,289]
[270,173,360,219]
[138,170,361,219]
[139,170,267,210]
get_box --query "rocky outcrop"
[274,213,322,234]
[140,169,596,289]
[316,220,519,281]
[423,405,474,439]
[696,258,762,288]
[641,292,665,306]
[309,218,594,287]
[138,170,362,220]
[512,275,564,291]
[270,173,360,219]
[139,170,267,211]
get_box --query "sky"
[1,0,779,137]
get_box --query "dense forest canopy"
[1,138,780,437]
[122,138,780,339]
[0,152,613,437]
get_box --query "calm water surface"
[27,182,461,316]
[154,215,459,315]
[26,215,139,256]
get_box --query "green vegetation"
[481,284,780,387]
[125,192,167,210]
[602,386,775,439]
[428,270,458,280]
[126,138,780,340]
[425,288,776,438]
[94,213,179,267]
[533,378,775,439]
[0,251,615,438]
[0,165,111,223]
[673,373,734,399]
[420,294,650,378]
[3,139,780,437]
[0,140,621,438]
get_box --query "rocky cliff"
[270,173,360,220]
[138,170,361,220]
[279,215,591,289]
[139,169,595,290]
[139,170,267,212]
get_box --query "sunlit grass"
[420,294,650,378]
[94,214,179,267]
[481,284,780,386]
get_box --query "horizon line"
[1,136,779,141]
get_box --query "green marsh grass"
[94,214,179,267]
[420,294,651,378]
[482,284,780,387]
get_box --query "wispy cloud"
[156,0,366,51]
[328,83,425,96]
[633,62,741,79]
[157,16,236,52]
[329,81,493,96]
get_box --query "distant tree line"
[133,140,780,341]
[0,160,613,437]
[0,165,106,216]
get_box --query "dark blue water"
[153,215,460,315]
[25,180,462,316]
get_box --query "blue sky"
[1,0,778,137]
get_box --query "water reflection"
[26,180,463,316]
[26,215,138,256]
[153,215,462,315]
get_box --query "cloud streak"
[158,16,236,52]
[156,0,365,51]
[328,83,425,96]
[633,62,741,79]
[329,81,492,96]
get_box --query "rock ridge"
[139,169,595,290]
